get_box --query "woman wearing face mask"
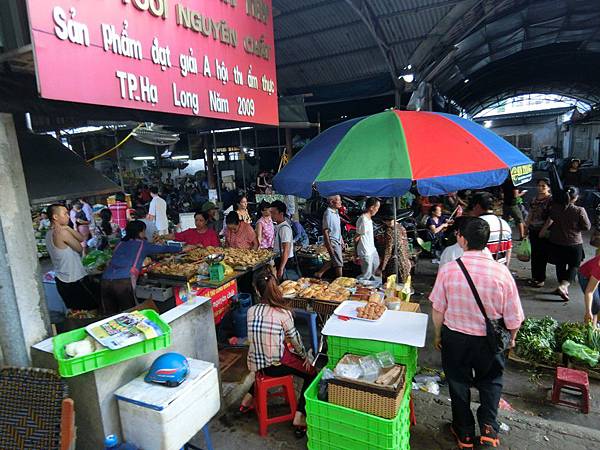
[524,178,552,288]
[238,267,316,437]
[540,186,591,301]
[101,221,183,314]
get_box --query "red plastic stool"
[551,367,590,414]
[254,373,297,436]
[409,395,417,426]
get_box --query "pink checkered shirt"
[429,250,524,336]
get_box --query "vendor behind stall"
[46,204,99,310]
[101,221,182,314]
[167,211,220,247]
[224,211,258,250]
[202,201,223,234]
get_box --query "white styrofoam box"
[115,358,220,450]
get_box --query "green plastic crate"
[305,371,411,450]
[327,335,418,378]
[53,310,171,377]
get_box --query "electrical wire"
[85,123,144,163]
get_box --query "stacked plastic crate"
[305,336,417,450]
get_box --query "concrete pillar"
[0,113,51,364]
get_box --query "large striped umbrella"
[273,110,533,198]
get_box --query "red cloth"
[429,250,524,336]
[579,256,600,280]
[140,189,152,202]
[108,202,128,229]
[174,228,220,247]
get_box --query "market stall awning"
[273,110,533,198]
[18,131,121,205]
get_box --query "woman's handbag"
[456,258,512,353]
[590,229,600,248]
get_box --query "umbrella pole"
[393,196,399,281]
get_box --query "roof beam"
[342,0,398,84]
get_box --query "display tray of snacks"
[147,262,199,281]
[334,300,387,322]
[200,247,273,270]
[330,277,357,289]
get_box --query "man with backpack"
[270,200,300,280]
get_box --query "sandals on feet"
[552,288,570,301]
[238,404,254,414]
[294,426,307,438]
[527,279,544,288]
[448,424,474,449]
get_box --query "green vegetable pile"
[517,317,600,367]
[515,316,558,364]
[554,321,588,350]
[586,325,600,352]
[562,339,599,367]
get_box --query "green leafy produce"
[515,316,558,364]
[587,324,600,352]
[562,339,599,367]
[554,321,587,351]
[82,249,111,271]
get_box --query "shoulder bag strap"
[456,258,489,321]
[130,241,145,275]
[495,216,503,261]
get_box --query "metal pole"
[239,128,247,193]
[0,216,30,366]
[393,197,399,281]
[114,128,125,191]
[213,132,222,202]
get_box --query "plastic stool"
[254,372,297,436]
[551,367,590,414]
[409,395,417,426]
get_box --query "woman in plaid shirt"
[239,267,316,437]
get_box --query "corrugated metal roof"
[273,0,600,111]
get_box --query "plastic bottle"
[104,434,139,450]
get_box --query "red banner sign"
[26,0,278,125]
[183,279,237,324]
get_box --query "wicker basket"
[287,296,311,310]
[312,299,341,316]
[329,355,406,419]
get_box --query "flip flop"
[552,288,570,301]
[526,279,544,288]
[238,404,254,414]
